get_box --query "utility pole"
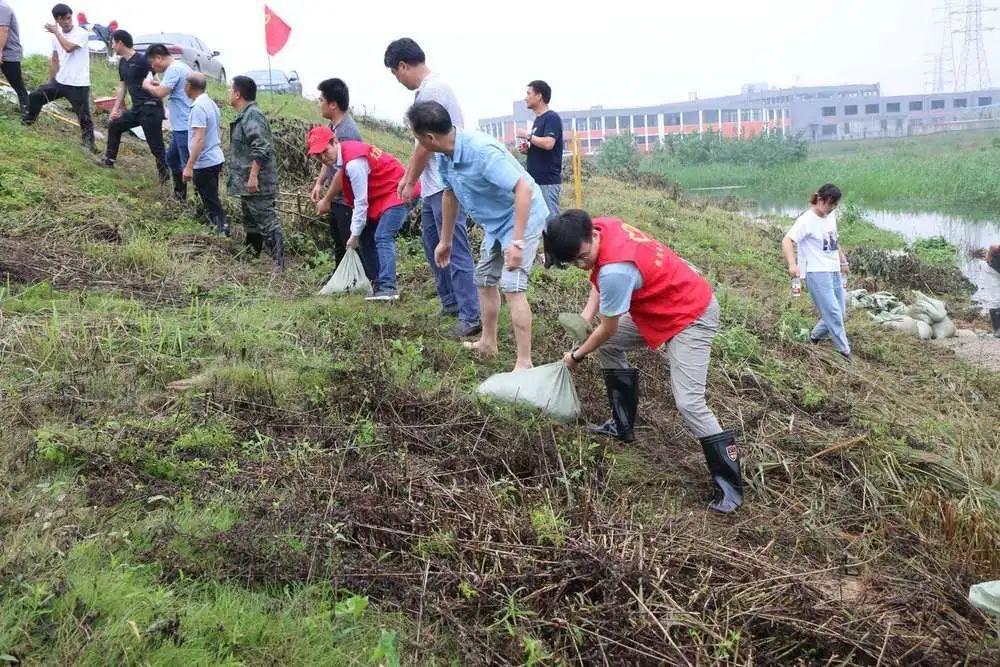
[953,0,996,90]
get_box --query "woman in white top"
[781,184,851,358]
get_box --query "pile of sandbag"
[848,289,961,341]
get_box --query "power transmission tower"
[953,0,996,90]
[929,1,957,92]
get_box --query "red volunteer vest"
[339,140,415,221]
[589,218,713,349]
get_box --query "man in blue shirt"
[142,43,193,201]
[182,72,227,236]
[406,101,549,372]
[517,80,563,219]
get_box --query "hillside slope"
[2,66,999,665]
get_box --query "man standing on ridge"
[97,29,168,183]
[307,126,414,300]
[517,80,563,220]
[406,101,549,372]
[23,4,96,153]
[182,72,227,237]
[0,0,30,116]
[543,209,743,514]
[384,37,482,338]
[310,78,365,275]
[228,75,283,271]
[142,43,193,201]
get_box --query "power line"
[953,0,996,90]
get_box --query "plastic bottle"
[791,277,802,298]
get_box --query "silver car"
[134,33,227,83]
[243,69,302,96]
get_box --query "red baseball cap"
[306,126,335,155]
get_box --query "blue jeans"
[165,130,190,173]
[372,204,409,293]
[539,183,561,220]
[806,271,850,354]
[421,192,481,323]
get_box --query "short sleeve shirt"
[525,110,564,185]
[188,93,225,168]
[0,1,23,61]
[119,52,159,108]
[415,73,464,198]
[597,262,644,317]
[52,26,90,87]
[161,61,194,131]
[785,209,841,274]
[438,130,549,249]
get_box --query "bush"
[657,130,808,168]
[596,135,640,174]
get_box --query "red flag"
[264,5,292,56]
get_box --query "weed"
[530,504,570,547]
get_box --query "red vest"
[589,218,713,349]
[339,141,415,221]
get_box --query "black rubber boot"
[990,308,1000,338]
[244,232,264,257]
[82,136,99,155]
[267,227,285,272]
[171,172,187,201]
[700,430,743,514]
[587,369,638,443]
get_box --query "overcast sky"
[14,0,1000,125]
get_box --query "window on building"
[843,122,851,135]
[562,118,572,131]
[664,112,681,126]
[931,99,945,110]
[633,135,647,146]
[632,114,646,129]
[844,105,858,115]
[909,100,923,111]
[682,111,699,125]
[618,115,630,130]
[865,103,879,114]
[821,106,836,117]
[886,102,901,113]
[575,118,588,131]
[954,98,968,108]
[590,138,603,150]
[590,117,602,131]
[880,120,888,132]
[604,116,617,130]
[822,124,837,136]
[979,96,992,106]
[703,109,719,123]
[721,109,739,122]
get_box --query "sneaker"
[95,157,115,168]
[450,320,482,338]
[365,290,400,301]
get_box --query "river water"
[741,199,1000,307]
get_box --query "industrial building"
[479,82,1000,155]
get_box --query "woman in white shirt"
[781,184,851,358]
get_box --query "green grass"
[2,61,999,664]
[644,128,1000,214]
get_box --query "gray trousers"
[599,298,722,439]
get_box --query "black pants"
[106,104,167,174]
[329,202,353,266]
[25,81,94,144]
[193,163,228,235]
[0,60,29,113]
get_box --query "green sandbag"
[318,249,373,296]
[476,361,581,423]
[558,312,591,343]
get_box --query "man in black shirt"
[517,80,563,220]
[97,29,168,181]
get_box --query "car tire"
[219,68,227,84]
[192,61,201,72]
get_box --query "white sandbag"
[318,249,373,296]
[956,329,977,338]
[880,315,920,336]
[911,290,948,324]
[931,317,957,340]
[476,362,581,423]
[969,581,1000,616]
[916,321,933,340]
[907,305,933,325]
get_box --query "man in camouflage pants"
[227,75,284,270]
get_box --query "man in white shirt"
[23,4,95,153]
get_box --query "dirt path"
[934,332,1000,371]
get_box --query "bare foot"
[512,361,534,373]
[462,339,498,358]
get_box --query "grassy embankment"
[2,59,999,664]
[644,129,1000,214]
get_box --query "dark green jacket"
[227,102,278,196]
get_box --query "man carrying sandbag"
[974,244,1000,337]
[544,210,743,514]
[306,126,414,300]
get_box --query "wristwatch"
[511,239,526,250]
